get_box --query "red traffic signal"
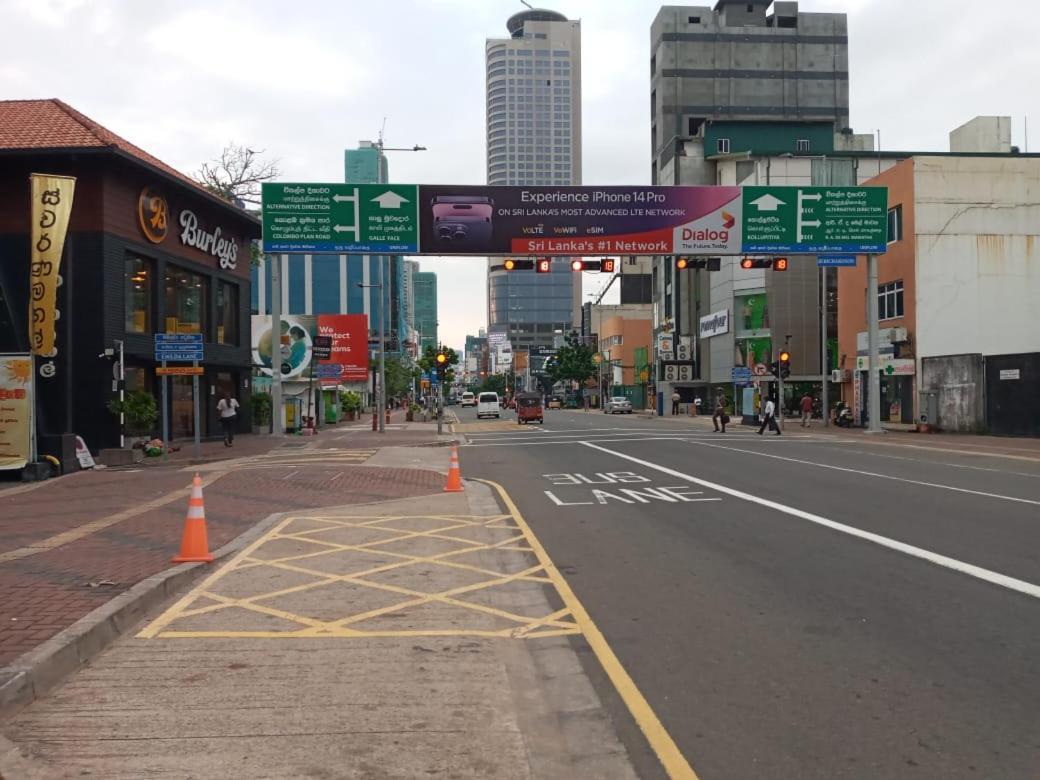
[570,259,584,271]
[677,257,689,270]
[504,258,516,271]
[536,258,551,273]
[741,258,787,270]
[503,258,534,271]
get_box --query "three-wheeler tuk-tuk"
[515,393,544,425]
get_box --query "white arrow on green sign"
[742,186,888,254]
[262,183,420,253]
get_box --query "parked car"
[547,397,563,409]
[476,392,501,419]
[460,392,476,407]
[604,396,633,414]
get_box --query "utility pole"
[866,255,883,433]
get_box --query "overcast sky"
[3,0,1036,351]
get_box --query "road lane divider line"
[475,477,699,780]
[582,442,1040,601]
[684,439,1040,507]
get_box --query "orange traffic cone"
[172,473,214,563]
[443,444,464,493]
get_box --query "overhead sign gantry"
[261,183,887,257]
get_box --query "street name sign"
[731,366,752,383]
[262,183,419,253]
[155,333,203,362]
[156,366,205,376]
[743,187,887,253]
[817,254,859,267]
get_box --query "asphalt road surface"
[456,406,1040,779]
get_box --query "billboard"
[417,185,741,256]
[252,314,368,383]
[0,355,33,471]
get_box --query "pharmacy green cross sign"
[741,186,888,253]
[262,183,419,253]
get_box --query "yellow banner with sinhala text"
[29,174,76,356]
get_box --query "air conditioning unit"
[830,369,849,382]
[890,327,908,343]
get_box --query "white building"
[485,8,582,350]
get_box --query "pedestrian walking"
[693,396,702,417]
[671,391,681,415]
[800,392,814,427]
[584,394,591,412]
[217,392,240,447]
[757,397,781,436]
[712,396,729,433]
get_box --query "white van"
[476,392,501,419]
[460,392,476,407]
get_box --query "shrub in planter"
[340,390,362,421]
[107,391,159,444]
[251,392,272,433]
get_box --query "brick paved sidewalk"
[0,425,449,668]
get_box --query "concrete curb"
[0,511,286,723]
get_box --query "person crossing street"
[712,396,729,433]
[757,397,781,436]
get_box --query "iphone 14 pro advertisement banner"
[417,185,743,256]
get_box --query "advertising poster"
[29,174,75,357]
[735,338,773,377]
[736,293,770,336]
[0,356,33,471]
[252,315,368,383]
[317,314,368,383]
[417,185,742,256]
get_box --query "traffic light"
[676,257,721,271]
[535,258,552,273]
[779,350,791,379]
[600,258,616,273]
[741,258,788,270]
[503,258,534,271]
[571,259,584,271]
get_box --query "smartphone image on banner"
[431,195,494,244]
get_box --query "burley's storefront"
[0,99,259,458]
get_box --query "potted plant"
[406,402,421,422]
[339,390,362,421]
[250,392,272,435]
[107,390,159,448]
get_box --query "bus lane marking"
[582,441,1040,601]
[542,471,723,507]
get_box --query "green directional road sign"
[262,183,419,253]
[741,186,888,254]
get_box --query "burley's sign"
[138,187,241,270]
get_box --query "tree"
[418,345,459,398]
[547,330,597,386]
[194,143,280,208]
[480,374,507,395]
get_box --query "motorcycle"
[834,403,854,428]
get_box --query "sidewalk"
[0,418,449,672]
[2,478,637,779]
[662,412,1040,460]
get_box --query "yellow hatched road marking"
[473,478,700,780]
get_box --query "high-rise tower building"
[485,8,582,350]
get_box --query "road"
[455,405,1040,779]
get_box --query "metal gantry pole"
[866,254,883,433]
[270,254,284,436]
[821,266,829,427]
[377,260,386,434]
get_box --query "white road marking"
[582,441,1040,601]
[806,445,1040,480]
[684,440,1040,507]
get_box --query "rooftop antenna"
[520,0,534,8]
[377,117,387,150]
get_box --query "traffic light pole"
[821,265,829,428]
[777,372,784,432]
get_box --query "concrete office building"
[647,0,874,411]
[485,8,582,350]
